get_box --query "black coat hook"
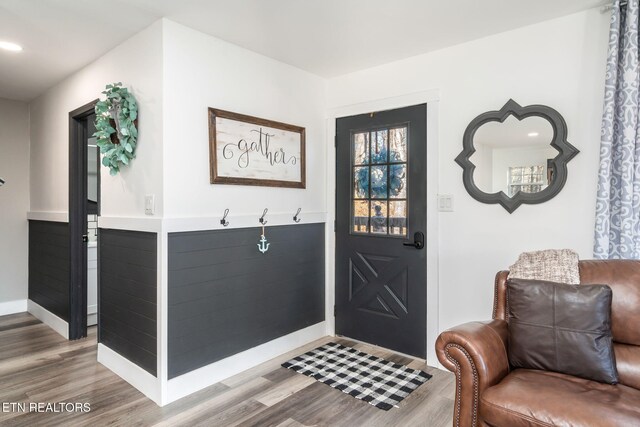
[259,208,268,225]
[220,208,230,227]
[293,208,301,223]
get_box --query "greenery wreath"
[93,82,138,176]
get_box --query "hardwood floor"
[0,313,454,426]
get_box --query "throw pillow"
[508,249,580,285]
[507,278,618,384]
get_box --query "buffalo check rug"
[281,342,431,410]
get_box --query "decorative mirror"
[455,99,579,213]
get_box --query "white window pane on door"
[389,127,407,163]
[389,200,407,236]
[370,166,388,199]
[389,164,407,199]
[371,130,388,164]
[370,201,388,234]
[353,166,369,198]
[353,132,369,165]
[353,200,369,233]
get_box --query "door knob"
[403,231,424,250]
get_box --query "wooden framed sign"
[208,108,306,188]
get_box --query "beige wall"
[0,98,30,312]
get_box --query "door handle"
[82,234,88,243]
[403,231,424,250]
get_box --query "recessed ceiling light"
[528,132,539,137]
[0,41,23,52]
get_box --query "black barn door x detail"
[335,104,427,358]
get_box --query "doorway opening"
[69,100,99,340]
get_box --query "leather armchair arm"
[436,320,509,427]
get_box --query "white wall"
[157,19,329,403]
[0,98,30,313]
[29,20,164,218]
[162,20,327,220]
[327,9,610,337]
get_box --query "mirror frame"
[455,99,579,213]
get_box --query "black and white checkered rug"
[281,342,431,410]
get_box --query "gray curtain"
[594,0,640,259]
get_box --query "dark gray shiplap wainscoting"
[99,229,158,376]
[168,223,325,379]
[28,220,70,321]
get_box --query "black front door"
[335,104,427,358]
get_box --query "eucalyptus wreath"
[355,147,406,198]
[93,83,138,175]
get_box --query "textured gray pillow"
[508,249,580,284]
[507,278,618,384]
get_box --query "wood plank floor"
[0,313,454,426]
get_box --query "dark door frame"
[68,99,98,340]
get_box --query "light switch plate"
[438,194,453,212]
[144,194,155,215]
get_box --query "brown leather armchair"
[436,260,640,427]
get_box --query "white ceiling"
[474,116,554,149]
[0,0,607,101]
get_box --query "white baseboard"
[87,314,97,327]
[0,299,28,316]
[88,304,97,315]
[27,299,68,339]
[97,344,161,405]
[165,321,327,405]
[87,304,97,325]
